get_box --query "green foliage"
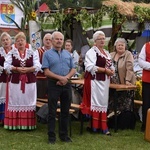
[52,9,68,32]
[74,9,90,22]
[105,5,127,51]
[74,9,93,31]
[134,6,150,23]
[74,7,106,32]
[108,5,126,26]
[41,0,80,9]
[40,0,103,9]
[10,0,37,28]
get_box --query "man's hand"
[56,76,69,86]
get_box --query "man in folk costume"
[37,33,52,98]
[138,41,150,132]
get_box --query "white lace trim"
[0,47,6,75]
[91,105,107,113]
[90,46,111,76]
[0,47,7,57]
[5,48,41,74]
[92,46,111,60]
[0,98,5,104]
[8,105,36,112]
[12,48,33,60]
[0,66,3,75]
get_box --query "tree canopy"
[39,0,150,10]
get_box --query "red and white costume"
[81,46,114,132]
[4,48,41,130]
[0,47,10,122]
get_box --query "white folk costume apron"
[4,48,41,130]
[81,46,113,132]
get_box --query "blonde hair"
[14,32,26,42]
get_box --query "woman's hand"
[105,68,114,76]
[126,80,132,85]
[16,67,34,73]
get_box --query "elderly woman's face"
[1,35,11,48]
[15,37,26,49]
[95,35,105,47]
[116,41,126,54]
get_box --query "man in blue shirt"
[42,31,76,144]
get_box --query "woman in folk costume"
[4,32,41,130]
[0,32,12,124]
[80,31,114,135]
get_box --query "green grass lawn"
[0,119,150,150]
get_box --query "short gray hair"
[43,33,52,40]
[93,31,105,42]
[0,32,11,43]
[51,31,64,40]
[114,38,127,49]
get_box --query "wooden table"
[70,79,137,132]
[109,83,137,132]
[71,79,136,91]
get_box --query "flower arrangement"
[135,77,142,100]
[30,11,36,21]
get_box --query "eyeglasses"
[96,38,105,41]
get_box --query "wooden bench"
[36,101,45,107]
[36,100,76,137]
[37,98,48,103]
[134,100,143,105]
[36,101,76,114]
[37,98,80,109]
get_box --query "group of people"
[0,31,41,131]
[0,29,150,145]
[80,30,150,135]
[0,31,76,144]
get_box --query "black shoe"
[48,139,55,144]
[48,140,55,144]
[141,124,145,132]
[141,126,145,132]
[60,137,72,142]
[86,127,93,133]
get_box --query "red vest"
[142,42,150,83]
[36,47,45,78]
